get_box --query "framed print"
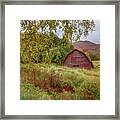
[0,0,119,119]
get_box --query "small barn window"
[73,65,79,67]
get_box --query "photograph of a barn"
[20,20,100,100]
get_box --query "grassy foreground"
[20,61,100,100]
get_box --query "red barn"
[63,49,93,69]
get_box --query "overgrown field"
[20,61,100,100]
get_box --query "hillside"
[20,61,100,100]
[72,41,100,53]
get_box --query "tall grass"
[20,61,100,100]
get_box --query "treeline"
[89,51,100,61]
[20,20,95,64]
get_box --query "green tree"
[20,20,95,64]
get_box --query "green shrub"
[20,83,50,100]
[79,81,100,100]
[89,51,100,61]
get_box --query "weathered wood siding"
[63,49,93,69]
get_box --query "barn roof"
[63,49,93,68]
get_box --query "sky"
[56,20,100,44]
[81,20,100,44]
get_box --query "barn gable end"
[63,49,93,69]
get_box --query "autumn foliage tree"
[20,20,95,64]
